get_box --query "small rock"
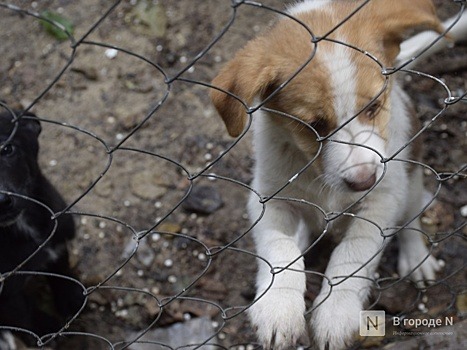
[120,112,141,130]
[182,185,223,215]
[157,222,182,234]
[126,0,167,38]
[460,205,467,218]
[456,294,467,317]
[127,317,217,350]
[119,305,146,327]
[130,170,168,200]
[87,291,110,306]
[122,238,138,261]
[71,66,99,80]
[105,48,118,59]
[136,240,156,267]
[94,178,113,197]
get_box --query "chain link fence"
[0,0,466,349]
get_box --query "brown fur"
[210,0,444,138]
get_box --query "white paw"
[249,288,306,349]
[398,245,441,287]
[311,290,362,350]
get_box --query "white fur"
[248,80,438,350]
[288,0,332,15]
[245,2,445,350]
[321,42,386,189]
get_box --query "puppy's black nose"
[0,193,13,210]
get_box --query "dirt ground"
[0,0,465,349]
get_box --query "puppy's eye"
[365,102,381,120]
[0,144,15,157]
[308,117,329,135]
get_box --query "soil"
[0,0,465,349]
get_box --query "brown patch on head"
[210,36,278,137]
[322,0,445,65]
[210,0,444,139]
[344,0,443,138]
[210,11,337,138]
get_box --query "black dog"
[0,110,83,341]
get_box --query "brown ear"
[210,39,276,137]
[372,0,445,63]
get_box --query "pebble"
[115,309,128,318]
[158,222,182,233]
[130,170,168,200]
[418,303,427,312]
[105,48,118,59]
[198,253,207,262]
[121,239,138,261]
[421,217,433,225]
[460,205,467,218]
[136,240,155,267]
[456,294,467,316]
[181,185,223,215]
[127,316,217,349]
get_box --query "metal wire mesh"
[0,0,466,349]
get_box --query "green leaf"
[40,10,74,41]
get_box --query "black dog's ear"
[21,112,42,137]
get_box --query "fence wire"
[0,0,466,349]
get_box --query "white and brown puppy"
[211,0,447,349]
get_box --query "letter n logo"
[359,310,385,336]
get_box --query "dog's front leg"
[311,200,396,350]
[248,198,308,350]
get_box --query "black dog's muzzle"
[0,192,22,226]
